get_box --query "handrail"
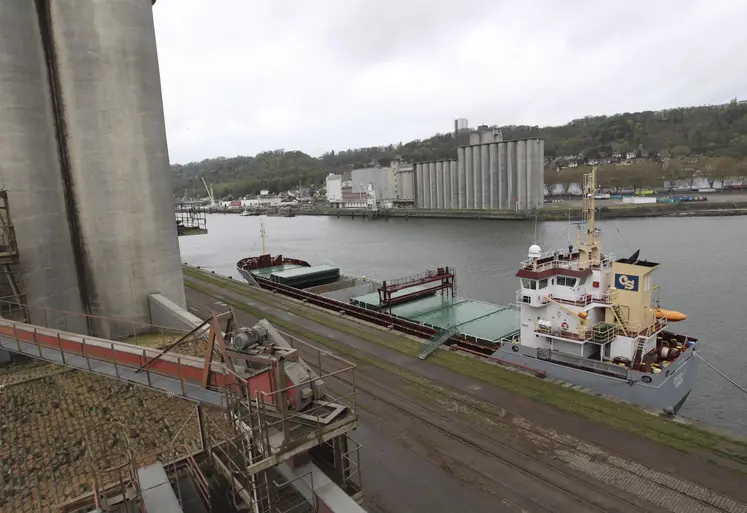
[0,298,191,335]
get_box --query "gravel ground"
[0,359,222,512]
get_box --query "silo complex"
[0,1,86,333]
[413,132,544,211]
[50,0,185,336]
[0,0,185,338]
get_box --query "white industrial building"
[347,161,415,207]
[325,173,343,202]
[351,167,390,200]
[391,160,414,201]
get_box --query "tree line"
[173,101,747,198]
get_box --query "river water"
[179,214,747,436]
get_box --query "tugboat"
[499,166,697,413]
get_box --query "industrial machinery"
[227,319,325,412]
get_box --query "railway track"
[187,296,591,512]
[185,295,747,513]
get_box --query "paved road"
[184,275,747,513]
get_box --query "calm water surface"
[180,214,747,435]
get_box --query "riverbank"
[296,200,747,221]
[184,268,747,511]
[183,265,747,470]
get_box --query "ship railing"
[619,317,667,338]
[516,289,610,307]
[547,291,611,306]
[535,323,593,342]
[591,321,617,343]
[520,254,614,273]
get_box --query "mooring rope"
[695,352,747,395]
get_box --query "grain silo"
[48,0,185,337]
[0,1,86,333]
[413,127,545,212]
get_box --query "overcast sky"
[153,0,747,164]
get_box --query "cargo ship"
[237,168,698,414]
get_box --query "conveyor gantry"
[0,315,271,409]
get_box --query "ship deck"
[248,263,305,279]
[351,291,519,344]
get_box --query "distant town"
[176,131,746,215]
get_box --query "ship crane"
[545,294,588,335]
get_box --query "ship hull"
[494,343,698,413]
[237,260,698,414]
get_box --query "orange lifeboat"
[654,308,687,322]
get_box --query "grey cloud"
[152,0,747,164]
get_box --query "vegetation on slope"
[173,100,747,198]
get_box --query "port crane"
[201,176,216,208]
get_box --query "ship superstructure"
[501,167,698,412]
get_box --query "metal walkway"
[418,324,458,360]
[0,318,272,409]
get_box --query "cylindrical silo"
[415,164,424,208]
[0,1,86,333]
[529,139,541,208]
[465,148,473,209]
[450,160,458,209]
[538,139,546,208]
[435,161,443,209]
[457,148,466,209]
[489,143,498,209]
[507,142,516,210]
[429,162,437,208]
[516,140,527,211]
[425,163,431,207]
[442,161,451,209]
[472,146,482,209]
[481,144,490,209]
[526,140,535,209]
[49,0,185,337]
[498,143,507,209]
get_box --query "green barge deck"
[351,291,519,345]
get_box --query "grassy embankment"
[183,266,747,468]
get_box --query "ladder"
[418,324,458,360]
[609,289,629,337]
[632,337,647,368]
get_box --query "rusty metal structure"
[377,266,456,313]
[0,190,27,323]
[175,204,208,236]
[0,303,361,512]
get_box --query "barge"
[237,169,698,414]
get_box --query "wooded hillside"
[173,100,747,198]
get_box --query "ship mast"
[575,166,602,267]
[260,218,266,255]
